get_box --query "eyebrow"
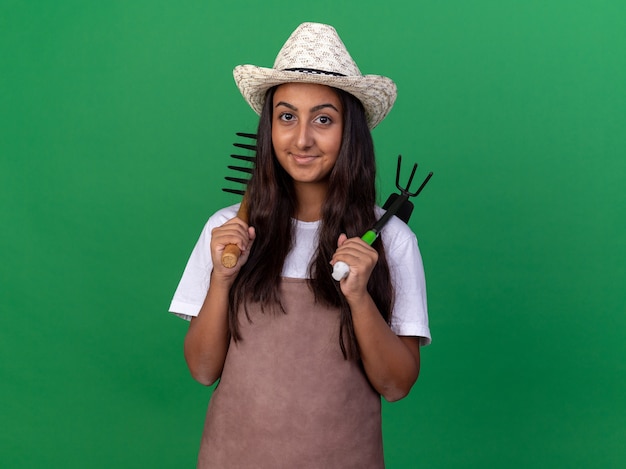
[275,101,340,113]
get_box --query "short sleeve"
[382,216,431,346]
[168,204,239,320]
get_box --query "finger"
[336,244,378,272]
[337,233,348,247]
[212,223,251,253]
[241,226,256,255]
[224,215,248,227]
[335,238,376,260]
[247,226,256,241]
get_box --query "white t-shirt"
[169,204,431,346]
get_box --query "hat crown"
[273,23,362,77]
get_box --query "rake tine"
[236,132,257,139]
[395,155,418,193]
[225,175,250,185]
[412,172,434,197]
[222,188,246,196]
[233,142,256,151]
[229,153,256,163]
[227,165,254,174]
[404,163,418,191]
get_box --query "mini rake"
[220,132,256,268]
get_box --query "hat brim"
[234,65,397,129]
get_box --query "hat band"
[283,67,346,77]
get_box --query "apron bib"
[197,278,384,468]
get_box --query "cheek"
[329,129,343,157]
[271,127,286,150]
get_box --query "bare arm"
[183,218,255,386]
[347,294,420,402]
[331,234,421,402]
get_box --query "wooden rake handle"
[221,194,249,268]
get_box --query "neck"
[294,181,328,222]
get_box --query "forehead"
[273,82,342,108]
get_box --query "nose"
[295,122,314,149]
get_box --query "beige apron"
[197,278,384,468]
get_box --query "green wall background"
[1,1,625,467]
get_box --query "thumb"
[337,233,348,247]
[243,226,256,254]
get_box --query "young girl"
[170,22,431,468]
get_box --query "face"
[272,82,344,189]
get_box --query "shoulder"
[375,206,418,251]
[200,203,241,232]
[191,203,241,244]
[208,203,240,225]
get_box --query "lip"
[291,153,318,164]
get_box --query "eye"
[314,115,332,125]
[279,112,295,122]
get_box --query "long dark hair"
[228,85,394,359]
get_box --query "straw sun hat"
[233,22,397,129]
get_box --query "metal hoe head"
[381,155,433,225]
[395,154,433,198]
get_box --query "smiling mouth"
[291,153,317,163]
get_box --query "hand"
[330,234,378,300]
[210,217,256,281]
